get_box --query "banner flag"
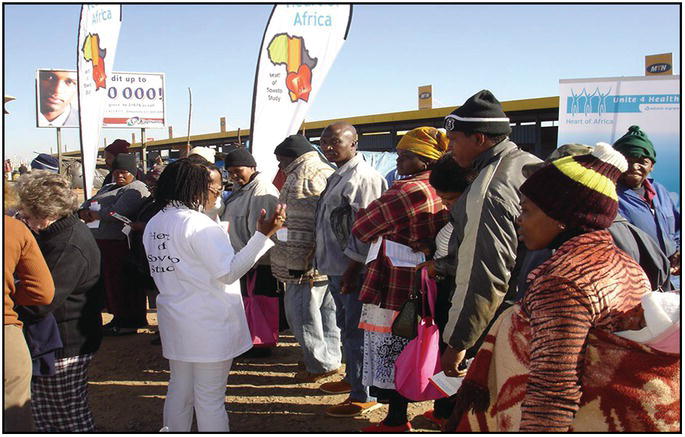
[249,4,353,183]
[77,4,122,198]
[558,75,680,203]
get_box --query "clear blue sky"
[3,3,681,164]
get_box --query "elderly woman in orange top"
[351,127,449,432]
[447,144,676,432]
[4,184,55,431]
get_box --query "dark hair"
[154,158,210,210]
[429,154,477,193]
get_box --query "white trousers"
[163,359,233,432]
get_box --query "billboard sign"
[645,53,673,76]
[558,75,680,201]
[36,69,79,128]
[418,85,432,110]
[102,71,166,128]
[36,69,166,128]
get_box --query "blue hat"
[31,153,59,173]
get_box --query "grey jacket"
[443,139,540,350]
[271,151,334,283]
[314,154,387,276]
[221,173,279,265]
[81,180,150,240]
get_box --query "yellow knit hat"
[396,127,449,161]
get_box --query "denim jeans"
[284,282,341,374]
[329,275,374,403]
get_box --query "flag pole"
[184,87,192,157]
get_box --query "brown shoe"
[294,368,340,383]
[319,380,352,394]
[325,399,382,417]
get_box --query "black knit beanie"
[444,90,512,136]
[224,147,257,168]
[112,153,138,177]
[273,135,315,158]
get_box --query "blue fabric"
[283,282,341,374]
[358,151,398,179]
[385,168,399,187]
[617,179,681,257]
[328,275,374,403]
[22,313,63,376]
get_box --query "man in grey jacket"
[440,90,541,376]
[314,123,387,417]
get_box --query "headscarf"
[189,146,216,163]
[396,126,449,161]
[104,139,130,156]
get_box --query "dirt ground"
[89,311,440,433]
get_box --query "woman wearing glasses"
[143,158,285,432]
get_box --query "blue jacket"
[617,179,680,257]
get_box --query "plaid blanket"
[446,305,680,432]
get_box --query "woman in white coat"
[143,158,285,432]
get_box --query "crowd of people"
[3,89,680,432]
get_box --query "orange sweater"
[4,216,55,326]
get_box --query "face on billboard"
[38,70,78,123]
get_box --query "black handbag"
[391,273,422,339]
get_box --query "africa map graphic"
[82,33,107,90]
[268,33,318,102]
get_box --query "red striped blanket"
[446,305,680,432]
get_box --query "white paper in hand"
[429,371,464,397]
[87,201,101,229]
[385,239,425,267]
[276,227,288,242]
[365,238,382,264]
[121,224,132,249]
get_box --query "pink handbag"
[242,269,279,347]
[394,268,445,401]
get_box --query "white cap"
[189,146,216,163]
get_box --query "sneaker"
[325,399,382,417]
[319,380,352,394]
[360,421,412,432]
[422,409,446,427]
[294,368,340,383]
